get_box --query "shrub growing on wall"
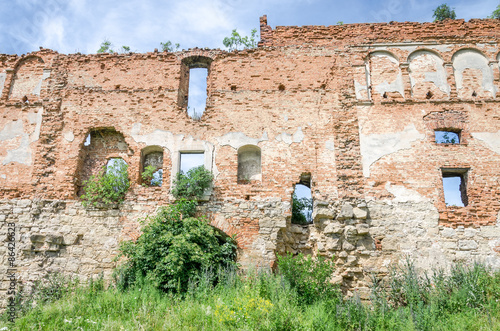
[172,166,213,199]
[116,199,237,293]
[81,159,130,207]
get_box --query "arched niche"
[237,145,261,182]
[368,51,404,101]
[76,127,130,195]
[9,56,49,100]
[408,50,450,99]
[452,49,496,99]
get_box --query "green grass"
[2,262,500,330]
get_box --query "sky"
[1,0,499,56]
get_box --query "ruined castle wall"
[2,18,500,302]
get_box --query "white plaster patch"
[216,131,268,150]
[325,139,335,151]
[3,135,31,165]
[275,127,304,145]
[472,131,500,155]
[30,108,43,142]
[0,72,6,96]
[385,182,429,203]
[354,80,368,100]
[0,174,6,179]
[64,131,75,142]
[359,124,424,177]
[33,69,51,96]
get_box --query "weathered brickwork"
[2,16,500,302]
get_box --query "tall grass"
[2,260,500,330]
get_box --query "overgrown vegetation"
[115,199,237,293]
[97,40,131,54]
[80,159,130,207]
[433,4,457,21]
[172,165,213,199]
[223,29,258,51]
[3,257,500,330]
[141,165,162,187]
[160,40,180,52]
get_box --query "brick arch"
[408,49,450,99]
[452,48,496,99]
[9,56,48,101]
[75,127,132,196]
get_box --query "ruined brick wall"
[2,17,500,302]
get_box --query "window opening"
[142,150,163,187]
[106,158,129,192]
[187,68,207,120]
[435,130,460,144]
[442,169,468,207]
[291,174,313,225]
[180,152,204,173]
[237,145,261,182]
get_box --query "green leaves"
[291,193,313,225]
[223,28,258,51]
[432,4,457,22]
[172,166,213,200]
[116,199,237,293]
[81,159,130,208]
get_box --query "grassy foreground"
[2,259,500,331]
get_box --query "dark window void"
[180,152,204,174]
[435,130,460,144]
[178,56,212,120]
[237,145,261,182]
[291,174,313,225]
[442,169,468,207]
[141,147,163,187]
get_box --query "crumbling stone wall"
[2,16,500,303]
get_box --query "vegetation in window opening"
[81,159,130,207]
[141,165,162,187]
[172,165,213,199]
[291,192,313,225]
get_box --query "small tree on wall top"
[433,4,457,21]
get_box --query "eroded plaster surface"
[453,50,496,97]
[216,131,268,149]
[471,131,500,154]
[0,108,43,165]
[0,72,6,96]
[359,124,424,177]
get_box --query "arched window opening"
[141,147,164,187]
[291,173,313,225]
[237,145,261,183]
[179,56,212,120]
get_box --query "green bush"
[116,199,237,293]
[277,252,340,305]
[172,166,213,199]
[81,159,130,207]
[141,165,162,187]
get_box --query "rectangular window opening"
[435,130,460,144]
[187,68,207,120]
[442,169,468,207]
[180,152,204,174]
[291,173,313,225]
